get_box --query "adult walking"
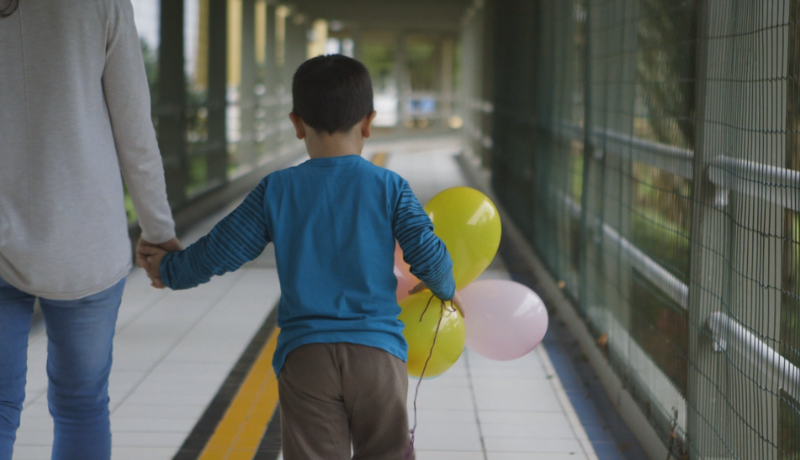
[0,0,180,458]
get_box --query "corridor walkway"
[13,136,597,460]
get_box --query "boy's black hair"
[292,54,374,134]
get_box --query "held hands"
[409,282,466,318]
[135,237,182,289]
[138,245,168,288]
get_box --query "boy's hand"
[139,245,169,289]
[450,292,466,318]
[409,282,466,318]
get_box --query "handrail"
[601,223,689,309]
[709,156,800,212]
[553,123,694,179]
[560,192,689,309]
[550,122,800,211]
[560,194,799,400]
[593,128,694,180]
[708,312,800,402]
[464,98,494,114]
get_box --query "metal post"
[207,0,228,183]
[441,37,454,124]
[480,0,494,167]
[280,14,305,147]
[239,0,256,166]
[157,0,188,207]
[351,26,363,61]
[395,31,409,131]
[264,3,279,157]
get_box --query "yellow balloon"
[424,187,501,289]
[399,291,465,378]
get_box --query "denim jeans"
[0,276,125,460]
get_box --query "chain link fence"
[489,0,800,457]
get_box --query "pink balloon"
[394,243,419,302]
[459,279,548,360]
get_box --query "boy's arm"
[392,181,456,301]
[159,178,272,290]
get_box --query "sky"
[130,0,200,77]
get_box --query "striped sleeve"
[392,180,456,300]
[159,178,271,290]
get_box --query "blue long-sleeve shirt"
[160,155,455,375]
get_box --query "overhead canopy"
[287,0,475,30]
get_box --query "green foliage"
[186,156,209,197]
[785,212,800,368]
[636,0,697,148]
[124,188,137,224]
[779,390,800,459]
[632,207,690,282]
[571,148,584,202]
[406,38,437,91]
[140,38,159,104]
[631,162,691,282]
[631,272,689,394]
[361,40,396,90]
[452,43,462,92]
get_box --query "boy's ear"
[289,112,306,140]
[361,111,377,139]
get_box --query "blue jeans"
[0,276,125,460]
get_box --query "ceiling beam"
[288,1,470,30]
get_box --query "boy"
[140,55,461,460]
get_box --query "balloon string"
[407,294,446,459]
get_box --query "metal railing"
[559,192,689,309]
[554,122,800,212]
[708,312,800,403]
[550,124,800,424]
[709,156,800,213]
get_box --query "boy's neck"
[305,130,365,160]
[290,112,376,159]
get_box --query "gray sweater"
[0,0,176,300]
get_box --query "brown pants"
[278,343,413,460]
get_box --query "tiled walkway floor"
[13,135,597,460]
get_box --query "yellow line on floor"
[371,151,389,167]
[198,327,280,460]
